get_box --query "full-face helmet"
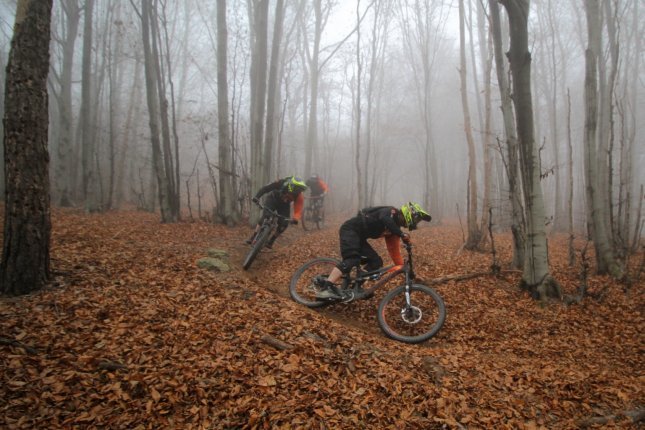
[282,176,307,194]
[400,202,432,230]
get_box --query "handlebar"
[253,199,295,222]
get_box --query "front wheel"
[301,208,310,231]
[290,258,340,308]
[242,225,272,270]
[314,205,325,230]
[377,283,446,344]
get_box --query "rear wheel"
[377,283,446,344]
[289,258,339,308]
[242,224,272,270]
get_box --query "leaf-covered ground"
[0,209,642,429]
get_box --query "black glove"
[252,196,260,205]
[291,219,299,225]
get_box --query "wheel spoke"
[378,284,446,343]
[290,258,339,308]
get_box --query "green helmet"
[282,176,307,194]
[400,202,432,230]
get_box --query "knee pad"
[337,257,361,274]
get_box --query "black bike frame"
[340,244,415,299]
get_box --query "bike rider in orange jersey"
[317,202,432,299]
[306,174,329,199]
[246,176,307,249]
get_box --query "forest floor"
[0,208,643,429]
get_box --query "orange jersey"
[292,193,304,221]
[384,234,404,266]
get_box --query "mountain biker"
[305,174,328,221]
[306,174,329,199]
[316,202,432,299]
[246,176,308,249]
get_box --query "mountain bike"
[301,196,325,231]
[289,243,446,344]
[242,201,293,270]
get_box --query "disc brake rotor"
[400,306,422,324]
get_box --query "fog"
[0,0,642,231]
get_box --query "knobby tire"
[301,210,310,231]
[242,225,272,270]
[377,283,446,344]
[289,257,340,308]
[314,206,324,230]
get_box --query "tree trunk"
[140,0,173,222]
[54,0,80,207]
[217,0,238,225]
[263,0,285,184]
[0,0,53,296]
[81,0,100,212]
[567,89,575,266]
[459,0,481,250]
[500,0,560,300]
[583,0,623,278]
[249,0,269,224]
[490,0,524,269]
[157,1,182,219]
[150,3,179,221]
[354,0,364,209]
[477,0,493,248]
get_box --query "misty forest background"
[0,0,641,227]
[0,0,644,428]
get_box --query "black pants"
[337,218,382,273]
[261,194,289,237]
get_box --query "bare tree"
[476,0,493,249]
[217,0,238,225]
[151,0,179,220]
[1,0,53,295]
[500,0,560,300]
[249,0,269,222]
[51,0,80,207]
[582,0,622,278]
[490,0,524,269]
[81,0,101,212]
[136,0,175,222]
[459,0,481,250]
[263,0,285,184]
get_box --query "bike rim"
[379,285,445,343]
[290,259,338,307]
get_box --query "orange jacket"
[384,234,404,266]
[293,193,304,221]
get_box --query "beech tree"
[0,0,53,295]
[490,0,524,268]
[582,0,623,278]
[458,0,481,250]
[137,0,176,222]
[499,0,560,299]
[217,0,238,225]
[50,0,80,207]
[249,0,269,223]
